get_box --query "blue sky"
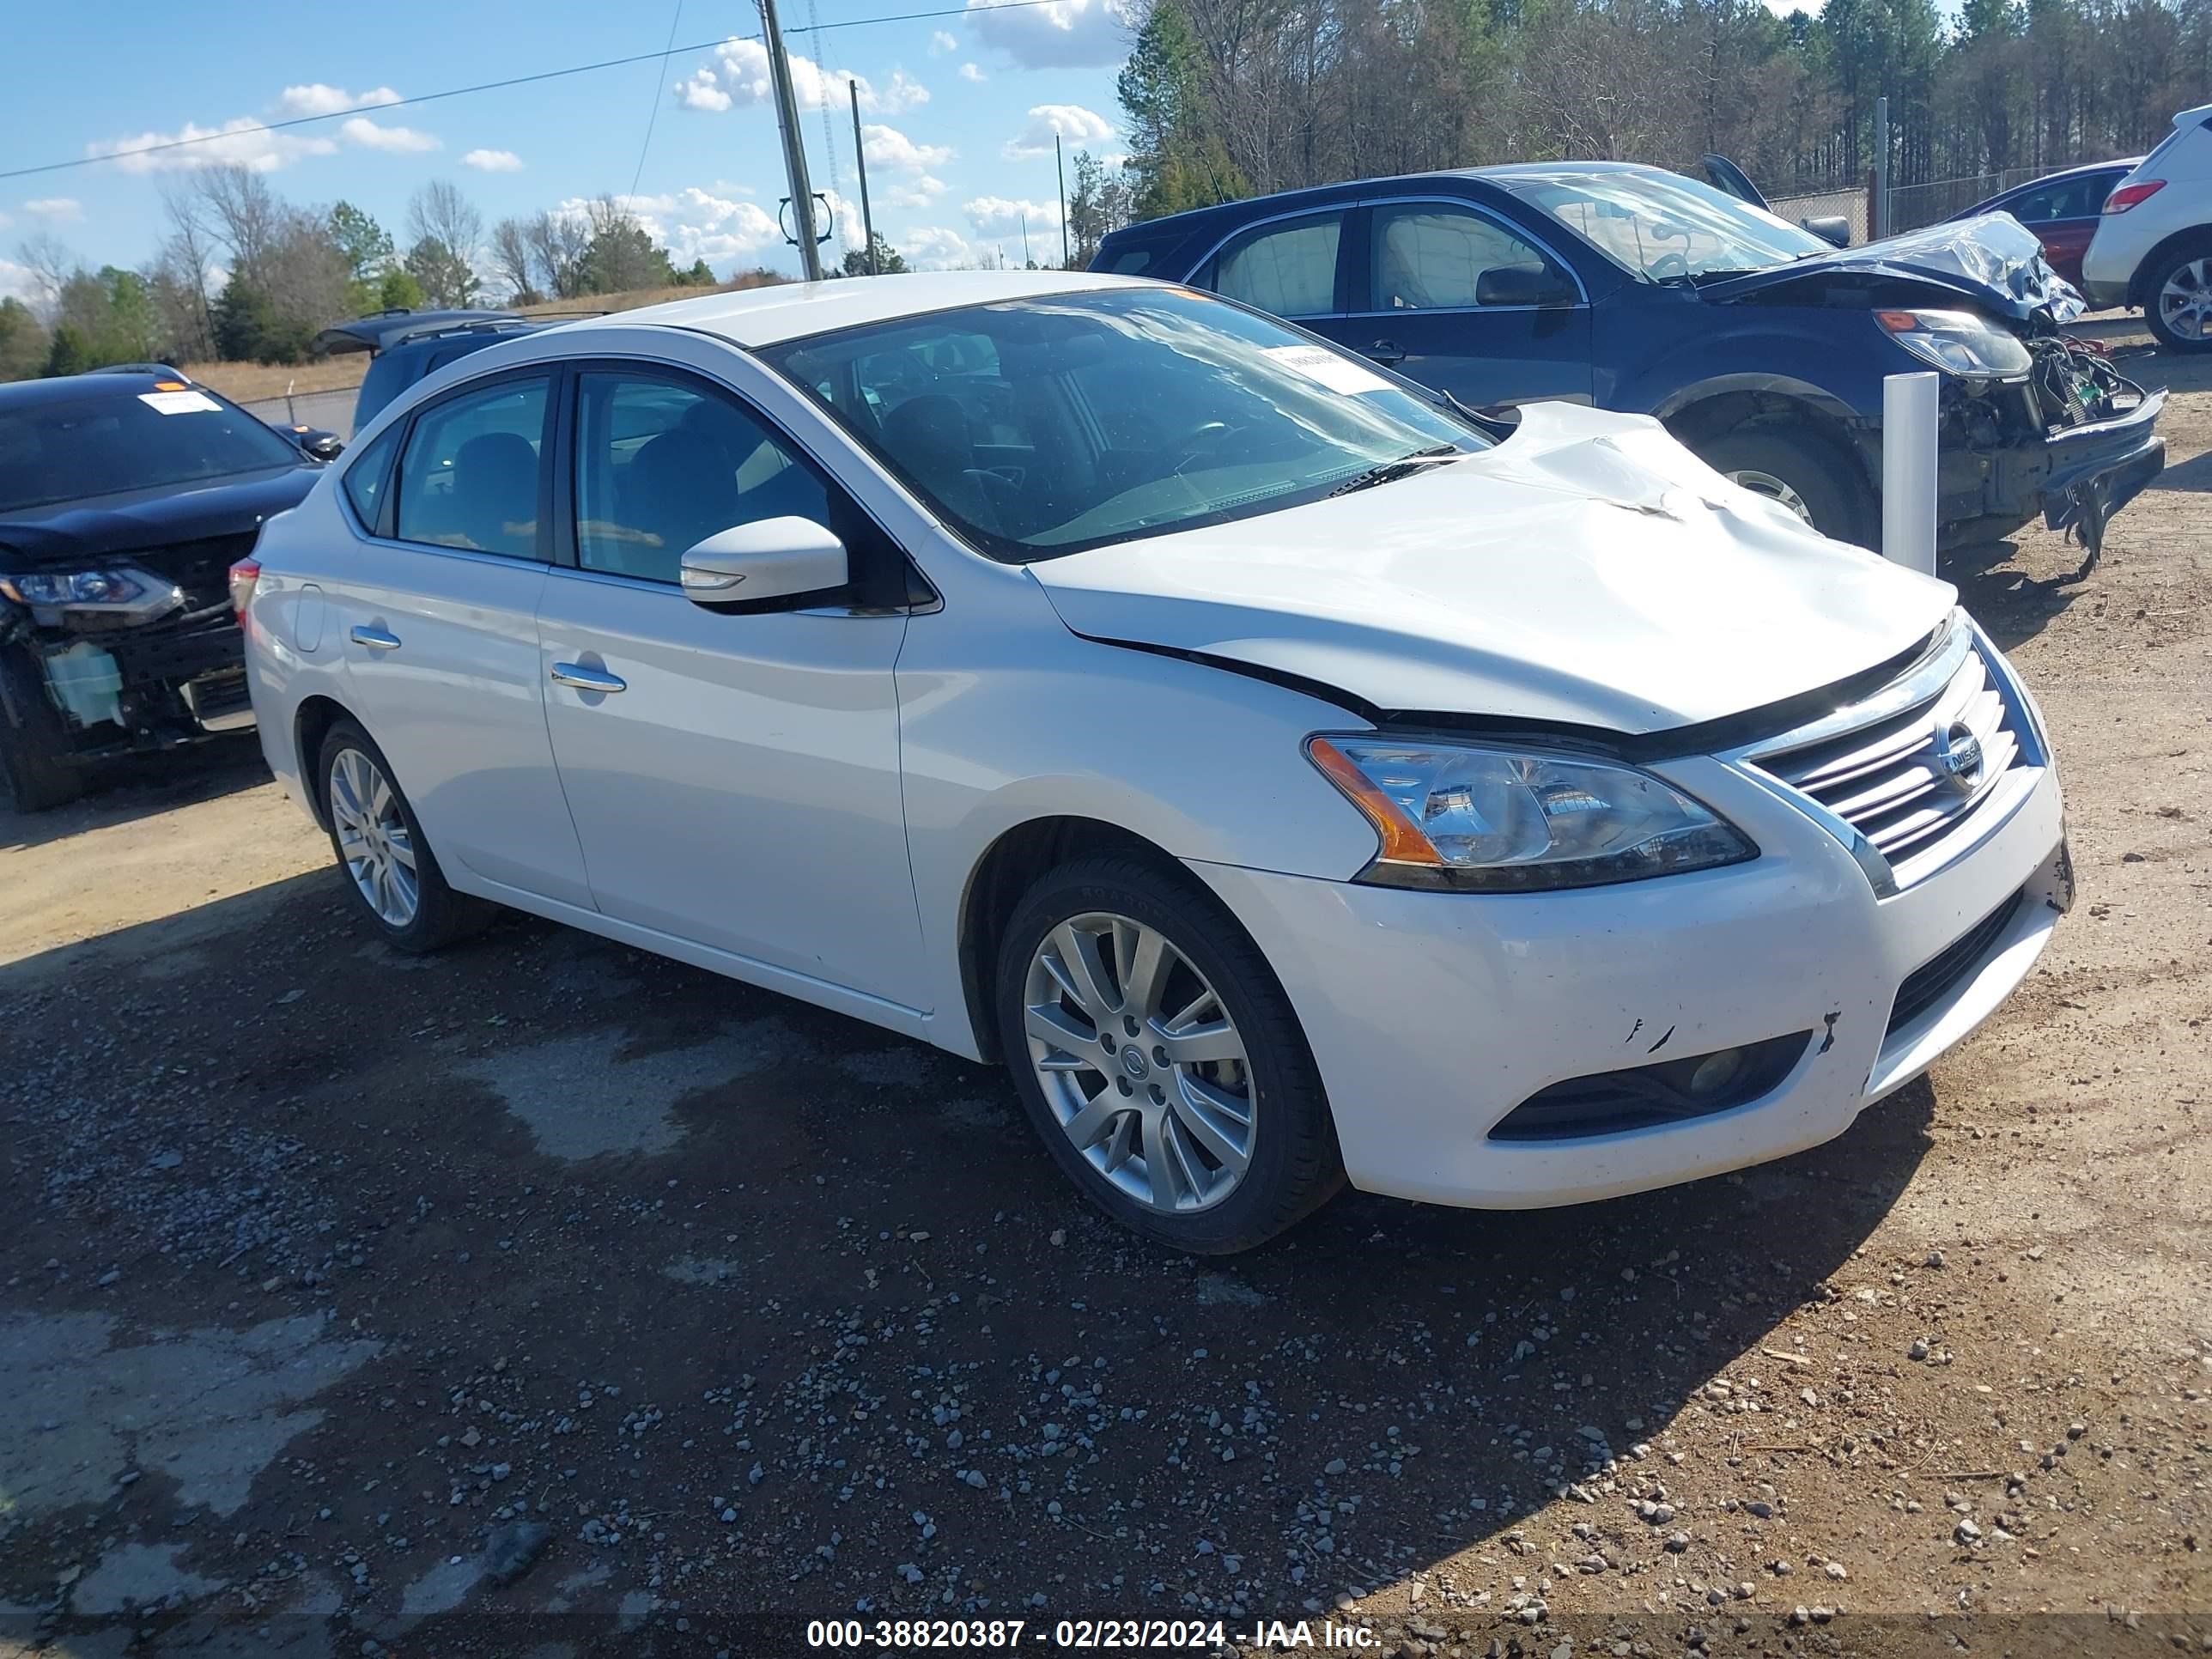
[0,0,1131,297]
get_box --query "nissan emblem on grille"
[1932,719,1985,794]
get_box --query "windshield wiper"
[1327,444,1462,497]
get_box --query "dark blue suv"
[314,309,558,434]
[1095,161,2164,556]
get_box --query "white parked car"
[2081,101,2212,349]
[235,271,2071,1253]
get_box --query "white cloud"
[1003,103,1115,160]
[277,83,401,117]
[463,148,526,172]
[965,195,1063,236]
[965,0,1132,68]
[673,39,927,119]
[880,175,948,209]
[87,118,338,173]
[22,198,82,222]
[565,185,786,270]
[901,225,979,270]
[339,116,440,153]
[863,123,954,172]
[930,28,959,52]
[0,258,35,300]
[959,62,988,82]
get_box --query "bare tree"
[154,183,219,361]
[489,217,538,303]
[521,210,591,300]
[408,181,486,281]
[13,234,76,322]
[193,166,284,289]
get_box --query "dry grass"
[185,357,367,403]
[188,273,790,404]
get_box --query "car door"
[328,369,593,908]
[2002,173,2113,287]
[534,362,927,1009]
[1346,198,1594,410]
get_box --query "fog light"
[1688,1048,1746,1095]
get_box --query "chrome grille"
[1747,621,2034,884]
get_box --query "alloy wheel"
[329,746,419,928]
[1022,911,1255,1215]
[1727,467,1814,526]
[2158,258,2212,342]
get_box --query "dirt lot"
[2,325,2205,1659]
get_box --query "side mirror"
[1802,216,1851,250]
[1475,264,1578,308]
[679,516,848,608]
[295,428,345,462]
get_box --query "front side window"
[572,373,830,583]
[763,288,1485,563]
[392,378,550,559]
[1498,169,1828,284]
[1206,212,1345,317]
[1370,204,1573,310]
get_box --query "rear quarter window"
[340,423,402,530]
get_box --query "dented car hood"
[1029,404,1956,737]
[1696,213,2087,324]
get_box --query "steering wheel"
[1648,252,1692,283]
[1169,420,1237,475]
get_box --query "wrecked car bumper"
[2037,386,2166,546]
[1188,629,2067,1210]
[2,606,254,763]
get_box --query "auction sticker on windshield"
[138,390,223,415]
[1263,344,1393,397]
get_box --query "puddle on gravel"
[458,1020,805,1160]
[0,1310,382,1522]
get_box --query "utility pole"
[1021,212,1031,268]
[850,81,877,276]
[1873,95,1891,242]
[761,0,823,281]
[1056,134,1069,268]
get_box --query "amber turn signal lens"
[1305,737,1443,866]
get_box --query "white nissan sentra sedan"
[235,270,2071,1254]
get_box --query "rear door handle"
[1364,339,1406,366]
[550,662,627,695]
[349,625,401,652]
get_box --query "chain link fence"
[1767,185,1871,245]
[1887,167,2044,234]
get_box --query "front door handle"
[349,624,401,652]
[1364,339,1407,367]
[550,662,627,695]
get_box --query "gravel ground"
[1,325,2205,1659]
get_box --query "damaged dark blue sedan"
[1096,161,2164,558]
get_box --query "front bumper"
[1189,739,2066,1211]
[1917,380,2166,554]
[3,607,253,762]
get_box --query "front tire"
[317,718,490,953]
[1696,424,1876,549]
[0,647,85,814]
[994,854,1343,1254]
[2143,236,2212,353]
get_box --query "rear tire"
[2142,234,2212,353]
[0,647,86,814]
[994,854,1344,1255]
[1695,424,1876,550]
[316,717,491,954]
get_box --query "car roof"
[549,269,1149,349]
[0,370,201,410]
[314,308,526,356]
[1951,158,2143,218]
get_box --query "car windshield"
[760,287,1486,562]
[1498,169,1831,284]
[0,386,302,514]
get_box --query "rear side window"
[392,378,550,559]
[341,423,400,529]
[1205,212,1345,318]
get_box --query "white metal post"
[1882,370,1939,576]
[1873,95,1890,241]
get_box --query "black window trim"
[544,353,938,615]
[349,363,559,562]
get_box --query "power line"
[0,0,1071,184]
[629,0,689,202]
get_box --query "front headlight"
[0,567,179,617]
[1876,308,2032,379]
[1307,736,1756,892]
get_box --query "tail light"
[2104,180,2166,214]
[228,557,261,622]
